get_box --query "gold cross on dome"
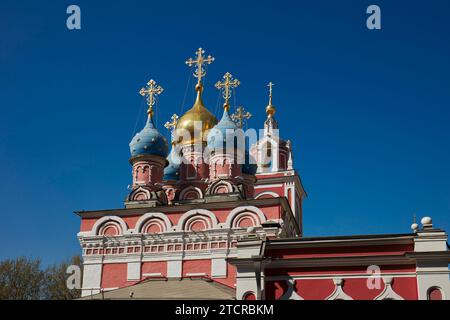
[139,79,164,117]
[185,48,215,85]
[231,106,252,128]
[165,113,179,143]
[164,114,179,133]
[267,81,274,101]
[215,72,240,111]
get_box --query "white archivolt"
[255,191,279,199]
[179,186,203,200]
[90,216,128,236]
[224,206,267,229]
[133,212,172,233]
[175,209,218,231]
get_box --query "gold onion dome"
[175,84,218,145]
[266,103,276,117]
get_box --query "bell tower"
[250,82,305,233]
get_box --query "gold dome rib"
[175,85,218,145]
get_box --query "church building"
[76,48,450,300]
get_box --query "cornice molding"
[75,197,291,218]
[266,234,415,249]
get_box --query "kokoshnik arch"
[75,48,450,300]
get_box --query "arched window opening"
[428,287,443,300]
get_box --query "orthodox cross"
[164,113,178,132]
[215,72,240,111]
[265,81,277,118]
[231,106,252,128]
[139,79,164,118]
[185,48,215,85]
[164,113,179,143]
[267,81,274,103]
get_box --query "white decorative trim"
[224,206,267,229]
[143,273,162,277]
[179,186,203,200]
[186,272,207,276]
[279,279,303,300]
[128,186,151,200]
[209,180,233,194]
[90,216,129,236]
[326,278,353,300]
[266,273,416,281]
[134,212,173,234]
[175,209,218,231]
[254,184,283,189]
[255,191,279,199]
[374,277,404,300]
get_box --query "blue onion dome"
[207,109,238,150]
[129,118,169,158]
[163,145,181,181]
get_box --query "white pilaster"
[167,259,182,278]
[234,237,265,300]
[414,224,450,300]
[81,262,102,297]
[211,257,227,278]
[127,261,141,281]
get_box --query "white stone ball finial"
[421,216,432,228]
[246,226,256,234]
[411,223,419,232]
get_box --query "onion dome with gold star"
[129,79,169,159]
[175,48,218,145]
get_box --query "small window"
[428,287,443,300]
[262,143,272,168]
[243,292,256,300]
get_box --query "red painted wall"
[141,261,167,278]
[265,276,418,300]
[101,263,131,288]
[182,259,212,277]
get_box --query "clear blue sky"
[1,0,449,265]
